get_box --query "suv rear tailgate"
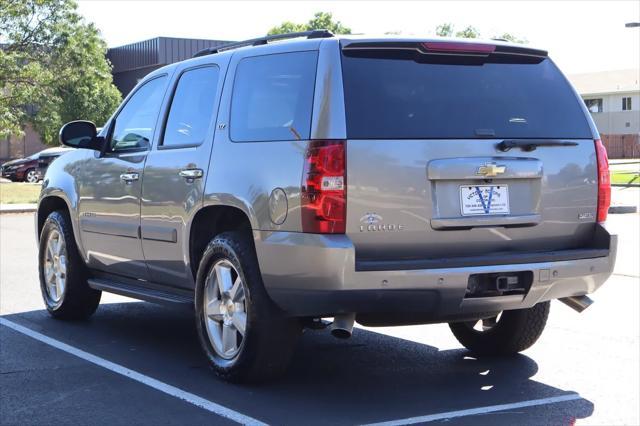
[347,138,600,264]
[340,40,603,266]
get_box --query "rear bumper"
[254,226,617,318]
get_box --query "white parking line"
[362,393,582,426]
[0,318,267,426]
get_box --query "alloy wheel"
[44,229,67,303]
[26,170,38,183]
[203,259,247,359]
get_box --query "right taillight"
[301,140,346,233]
[594,139,611,223]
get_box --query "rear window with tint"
[341,54,592,139]
[230,51,318,142]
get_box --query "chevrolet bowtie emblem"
[476,162,506,177]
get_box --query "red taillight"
[421,41,496,54]
[595,139,611,223]
[301,140,346,233]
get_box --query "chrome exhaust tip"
[560,295,594,313]
[330,313,355,339]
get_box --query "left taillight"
[301,140,346,233]
[594,138,611,223]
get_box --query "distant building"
[107,37,232,96]
[568,69,640,158]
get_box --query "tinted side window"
[162,66,220,147]
[230,51,318,142]
[111,76,167,151]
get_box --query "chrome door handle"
[178,169,203,180]
[120,172,139,183]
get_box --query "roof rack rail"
[193,29,334,58]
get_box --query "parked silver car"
[37,31,616,382]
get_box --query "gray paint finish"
[77,150,150,278]
[140,55,231,287]
[310,39,347,140]
[253,229,616,316]
[346,139,598,262]
[41,36,616,320]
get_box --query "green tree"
[0,0,121,144]
[433,23,527,44]
[268,12,351,35]
[455,25,480,39]
[494,32,528,44]
[267,21,305,35]
[435,23,454,37]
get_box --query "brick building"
[0,125,49,163]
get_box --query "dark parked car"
[1,147,72,183]
[37,32,615,383]
[1,153,40,182]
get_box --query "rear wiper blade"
[497,139,579,152]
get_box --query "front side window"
[162,66,220,147]
[622,97,632,111]
[585,98,603,113]
[230,51,318,142]
[111,76,168,151]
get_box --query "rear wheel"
[449,302,550,355]
[25,168,38,183]
[39,211,101,319]
[195,231,301,382]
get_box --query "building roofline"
[581,90,640,97]
[109,35,234,50]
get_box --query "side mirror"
[59,120,104,151]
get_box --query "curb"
[609,205,638,214]
[0,206,37,214]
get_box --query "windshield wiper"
[497,139,579,152]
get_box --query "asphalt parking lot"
[1,212,639,425]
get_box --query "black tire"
[195,231,301,383]
[38,210,101,319]
[449,302,550,355]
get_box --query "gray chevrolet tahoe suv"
[37,31,616,382]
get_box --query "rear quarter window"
[341,53,592,140]
[230,51,318,142]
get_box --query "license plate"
[460,185,510,216]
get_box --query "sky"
[77,0,640,75]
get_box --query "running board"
[88,278,193,306]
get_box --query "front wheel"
[25,168,39,183]
[39,211,101,319]
[195,231,301,383]
[449,302,550,355]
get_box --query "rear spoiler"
[341,40,548,61]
